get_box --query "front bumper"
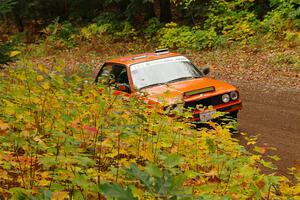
[191,100,242,121]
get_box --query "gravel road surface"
[235,81,300,178]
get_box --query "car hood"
[140,78,237,105]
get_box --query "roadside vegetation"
[1,64,300,199]
[0,0,300,199]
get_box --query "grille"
[184,94,223,109]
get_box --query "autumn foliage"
[0,65,299,199]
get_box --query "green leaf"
[75,155,96,167]
[100,183,137,200]
[9,187,30,200]
[260,160,276,170]
[253,146,267,154]
[164,154,183,168]
[169,174,187,193]
[39,157,59,169]
[206,138,216,152]
[126,163,151,188]
[30,189,53,200]
[250,182,262,199]
[145,163,163,178]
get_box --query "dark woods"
[2,0,296,34]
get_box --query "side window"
[98,64,113,82]
[96,64,130,92]
[111,65,128,85]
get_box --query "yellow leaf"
[40,171,50,179]
[51,191,68,200]
[36,75,44,81]
[32,97,41,104]
[33,136,46,146]
[17,72,26,81]
[205,169,218,177]
[9,50,21,57]
[119,158,131,168]
[0,170,9,180]
[42,82,50,90]
[86,95,94,103]
[101,138,113,148]
[0,120,9,135]
[0,187,9,195]
[38,179,51,186]
[140,150,154,161]
[107,149,118,158]
[38,64,49,73]
[53,65,63,72]
[251,155,261,161]
[247,141,256,145]
[21,130,30,137]
[131,186,143,199]
[294,183,300,194]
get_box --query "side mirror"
[117,84,131,93]
[201,67,210,76]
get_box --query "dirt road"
[233,81,300,178]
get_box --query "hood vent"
[183,86,215,98]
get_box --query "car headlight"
[222,94,230,103]
[230,91,238,100]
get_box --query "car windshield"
[130,56,202,89]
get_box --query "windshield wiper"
[139,82,165,90]
[166,76,200,84]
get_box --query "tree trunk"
[145,1,156,20]
[12,0,25,32]
[62,0,70,20]
[255,0,270,20]
[159,0,172,22]
[118,0,130,19]
[119,0,130,12]
[13,10,24,32]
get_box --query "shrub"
[158,22,197,49]
[158,23,219,50]
[204,0,258,42]
[284,30,300,47]
[80,20,137,41]
[80,23,112,40]
[193,28,219,49]
[269,52,300,70]
[0,0,16,16]
[143,17,162,40]
[114,21,137,39]
[93,13,138,40]
[261,0,300,37]
[42,19,78,48]
[0,40,20,68]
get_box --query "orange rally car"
[95,49,242,122]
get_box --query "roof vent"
[155,48,169,54]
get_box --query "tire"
[228,111,238,120]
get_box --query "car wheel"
[228,111,238,120]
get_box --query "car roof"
[106,52,182,67]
